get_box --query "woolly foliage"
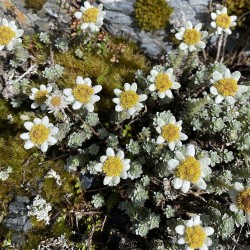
[135,0,173,31]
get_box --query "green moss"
[135,0,173,31]
[25,0,46,11]
[225,0,250,27]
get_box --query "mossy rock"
[135,0,173,31]
[25,0,47,11]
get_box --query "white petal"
[185,21,193,29]
[24,121,34,131]
[229,204,239,212]
[200,245,208,250]
[213,71,222,81]
[176,151,185,161]
[172,178,183,189]
[85,103,94,112]
[175,225,185,235]
[158,92,166,98]
[204,227,214,236]
[193,215,201,226]
[200,157,211,167]
[24,140,34,149]
[221,7,227,14]
[114,89,122,96]
[83,78,92,86]
[48,136,57,145]
[238,85,249,94]
[128,108,136,116]
[230,16,237,22]
[168,159,179,170]
[211,21,217,28]
[210,86,218,95]
[76,76,84,85]
[20,133,30,140]
[181,181,190,193]
[195,178,207,190]
[74,11,83,19]
[187,144,195,156]
[95,163,103,172]
[215,95,224,104]
[179,43,188,50]
[130,82,137,91]
[72,101,82,110]
[168,142,176,151]
[93,85,102,94]
[225,96,235,105]
[166,68,173,76]
[103,176,112,185]
[63,88,72,96]
[115,105,123,112]
[100,156,107,163]
[180,133,188,141]
[42,116,49,125]
[120,170,128,179]
[124,83,130,91]
[156,136,165,144]
[149,84,156,91]
[41,142,48,152]
[172,82,181,89]
[175,32,183,40]
[195,23,202,31]
[231,71,241,81]
[165,90,173,98]
[224,69,231,78]
[31,102,39,109]
[112,98,120,104]
[157,118,165,127]
[150,69,158,77]
[197,41,206,49]
[106,148,115,156]
[116,150,124,159]
[211,13,217,20]
[139,94,147,102]
[177,237,185,244]
[234,182,244,191]
[91,95,100,103]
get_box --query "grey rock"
[105,11,133,26]
[99,0,135,15]
[11,233,26,247]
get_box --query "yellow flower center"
[214,78,239,97]
[155,73,173,93]
[72,84,94,104]
[237,188,250,213]
[175,156,201,183]
[161,124,180,142]
[83,7,99,23]
[185,226,206,249]
[0,26,16,45]
[34,90,48,104]
[183,28,201,45]
[103,156,124,177]
[120,90,139,109]
[216,13,231,29]
[29,124,50,145]
[50,96,61,107]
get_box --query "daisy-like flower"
[175,215,214,250]
[147,67,181,99]
[229,182,250,223]
[113,83,147,117]
[156,116,188,151]
[63,76,102,112]
[167,144,211,193]
[46,90,69,115]
[20,116,58,153]
[29,84,53,111]
[74,1,106,33]
[95,148,130,186]
[210,69,248,104]
[211,7,237,35]
[175,21,207,52]
[0,18,24,51]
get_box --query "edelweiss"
[113,82,147,117]
[175,21,207,52]
[210,69,248,104]
[63,76,102,112]
[95,148,130,186]
[20,116,58,153]
[175,215,214,250]
[148,67,180,99]
[156,116,188,151]
[211,7,237,35]
[74,1,106,33]
[167,145,211,193]
[0,18,24,51]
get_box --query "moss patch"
[135,0,173,31]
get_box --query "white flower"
[46,90,69,114]
[175,215,214,250]
[95,148,130,186]
[0,166,13,181]
[211,7,237,35]
[29,84,53,111]
[156,116,188,151]
[147,67,181,98]
[229,182,250,223]
[210,69,248,104]
[63,76,102,112]
[74,1,106,33]
[0,18,24,51]
[175,21,207,52]
[20,116,58,153]
[113,82,147,117]
[167,144,211,193]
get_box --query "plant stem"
[216,33,223,61]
